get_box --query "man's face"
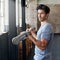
[37,9,48,22]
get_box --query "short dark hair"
[36,4,50,14]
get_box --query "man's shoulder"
[45,23,52,27]
[42,23,53,32]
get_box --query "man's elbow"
[40,46,46,51]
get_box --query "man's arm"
[27,26,51,50]
[28,35,48,50]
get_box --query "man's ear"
[46,14,49,18]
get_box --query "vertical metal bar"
[21,0,26,60]
[22,6,26,31]
[22,40,26,60]
[8,0,18,60]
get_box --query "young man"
[27,4,53,60]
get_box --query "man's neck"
[41,20,48,26]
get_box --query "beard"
[39,18,45,22]
[38,16,47,22]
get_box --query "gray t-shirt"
[34,23,53,60]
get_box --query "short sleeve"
[41,25,52,41]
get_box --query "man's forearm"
[28,35,47,50]
[31,33,37,39]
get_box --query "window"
[0,0,9,34]
[0,0,5,34]
[16,0,22,27]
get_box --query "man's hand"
[27,35,33,41]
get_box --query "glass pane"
[0,2,4,16]
[19,3,22,27]
[0,17,4,33]
[0,0,4,2]
[0,2,1,16]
